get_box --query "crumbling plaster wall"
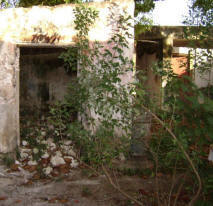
[0,42,20,153]
[0,0,135,153]
[0,0,134,45]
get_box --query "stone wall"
[0,0,135,153]
[0,42,20,153]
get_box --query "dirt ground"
[0,113,193,206]
[0,164,151,206]
[0,157,190,206]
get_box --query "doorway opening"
[19,46,77,142]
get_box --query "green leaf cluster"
[58,4,134,167]
[18,0,82,7]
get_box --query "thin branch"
[141,104,202,206]
[173,172,188,206]
[155,137,162,206]
[168,158,178,206]
[73,155,101,177]
[102,165,144,206]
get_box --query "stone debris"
[15,160,20,165]
[67,149,76,157]
[119,153,126,162]
[28,160,38,166]
[63,140,72,146]
[49,142,57,151]
[50,155,65,167]
[208,144,213,162]
[70,158,79,168]
[20,148,31,153]
[43,166,53,176]
[15,136,79,180]
[41,131,46,136]
[22,140,28,146]
[16,110,79,181]
[55,151,62,157]
[33,148,39,154]
[41,152,49,159]
[20,152,29,161]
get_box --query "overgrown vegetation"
[42,1,213,205]
[59,3,134,167]
[13,0,213,205]
[136,1,213,205]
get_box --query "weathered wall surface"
[0,42,19,153]
[0,0,134,45]
[0,0,135,153]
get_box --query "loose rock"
[50,156,65,167]
[43,166,53,176]
[28,160,38,166]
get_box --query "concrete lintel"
[16,42,75,48]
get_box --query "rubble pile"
[9,112,79,180]
[9,137,79,180]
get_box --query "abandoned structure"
[136,26,213,105]
[0,0,135,153]
[0,0,212,155]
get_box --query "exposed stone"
[41,140,47,145]
[22,140,28,146]
[49,142,56,150]
[208,145,213,162]
[28,160,38,166]
[20,148,31,153]
[119,153,126,162]
[55,151,62,157]
[67,149,76,157]
[33,148,39,154]
[61,145,69,152]
[43,166,53,176]
[61,145,76,156]
[47,138,53,144]
[70,158,79,168]
[41,131,46,137]
[41,152,49,159]
[15,160,20,165]
[20,152,29,160]
[50,155,65,167]
[63,140,72,146]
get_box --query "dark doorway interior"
[19,47,77,141]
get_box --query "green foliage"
[134,2,213,203]
[48,101,75,142]
[0,0,18,8]
[145,59,213,202]
[192,0,213,14]
[18,0,82,7]
[2,154,15,167]
[58,4,134,167]
[59,47,78,73]
[134,0,160,38]
[135,0,160,16]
